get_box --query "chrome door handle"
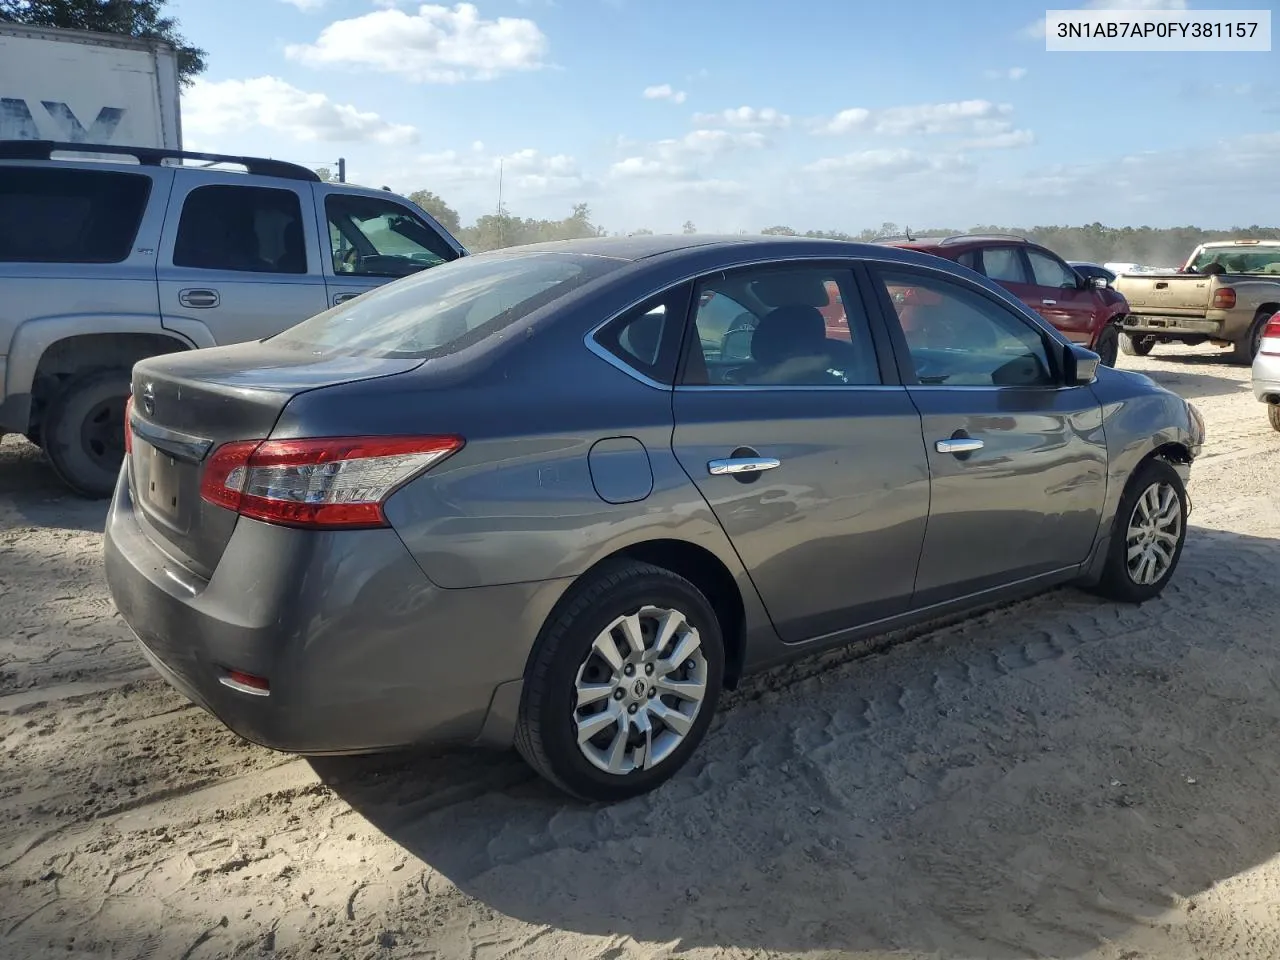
[708,457,781,476]
[936,438,984,454]
[178,288,220,308]
[332,292,361,306]
[1041,298,1057,305]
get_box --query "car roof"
[476,233,923,263]
[879,234,1033,255]
[1197,239,1280,249]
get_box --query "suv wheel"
[515,561,724,802]
[1120,333,1155,357]
[1087,458,1188,604]
[43,369,130,499]
[1093,324,1120,367]
[1228,311,1273,366]
[1269,403,1280,433]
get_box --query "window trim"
[674,260,898,390]
[863,259,1070,389]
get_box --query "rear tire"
[1087,458,1188,604]
[1228,312,1272,366]
[43,369,130,499]
[1093,324,1120,367]
[1120,333,1155,357]
[1269,403,1280,433]
[515,560,724,802]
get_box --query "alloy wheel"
[572,605,708,776]
[1125,481,1183,585]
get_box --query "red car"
[879,235,1129,366]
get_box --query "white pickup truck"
[1113,240,1280,364]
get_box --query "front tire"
[1120,333,1155,357]
[1093,324,1120,367]
[1088,458,1188,604]
[515,561,724,802]
[42,369,130,499]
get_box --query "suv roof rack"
[937,233,1028,245]
[0,140,321,182]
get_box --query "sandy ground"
[2,345,1279,960]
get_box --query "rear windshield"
[271,252,623,359]
[1188,248,1280,275]
[0,167,152,263]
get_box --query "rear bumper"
[1122,315,1220,337]
[1253,354,1280,403]
[103,467,556,754]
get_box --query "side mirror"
[1063,342,1100,385]
[1091,275,1110,289]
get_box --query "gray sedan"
[104,235,1205,802]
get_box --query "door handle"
[935,438,984,454]
[178,288,220,308]
[708,457,781,476]
[1041,298,1057,305]
[332,292,361,306]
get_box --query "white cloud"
[609,129,767,183]
[984,66,1027,81]
[958,129,1035,149]
[280,0,326,9]
[692,106,791,129]
[804,148,966,179]
[1024,0,1186,39]
[611,156,684,180]
[182,76,418,145]
[285,2,550,83]
[643,84,687,104]
[401,145,586,196]
[815,107,871,135]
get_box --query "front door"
[1022,247,1100,346]
[316,188,462,309]
[867,263,1108,607]
[671,262,931,643]
[157,177,329,346]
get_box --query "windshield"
[273,252,622,359]
[1188,248,1280,275]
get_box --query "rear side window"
[173,184,307,274]
[980,246,1030,284]
[593,284,692,384]
[0,167,151,263]
[272,252,622,359]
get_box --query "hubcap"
[80,396,127,469]
[572,605,709,776]
[1125,481,1182,586]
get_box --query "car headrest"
[751,304,827,365]
[749,273,831,309]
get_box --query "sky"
[169,0,1280,234]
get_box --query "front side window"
[979,246,1030,284]
[273,252,621,359]
[326,194,457,278]
[0,167,151,264]
[683,265,880,386]
[173,184,307,274]
[1027,249,1078,289]
[875,268,1055,388]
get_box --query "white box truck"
[0,23,181,149]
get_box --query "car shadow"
[313,524,1280,958]
[0,437,107,533]
[1121,364,1249,400]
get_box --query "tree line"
[403,193,1280,266]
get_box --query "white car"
[1253,313,1280,431]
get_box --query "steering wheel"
[340,246,362,272]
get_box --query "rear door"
[671,261,930,642]
[315,187,463,309]
[1023,246,1099,345]
[157,176,329,345]
[866,263,1107,605]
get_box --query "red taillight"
[124,394,134,455]
[224,670,270,693]
[199,435,464,530]
[1262,315,1280,356]
[1212,287,1236,309]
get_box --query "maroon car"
[882,235,1129,366]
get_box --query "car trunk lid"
[127,342,422,577]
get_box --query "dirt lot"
[2,346,1279,960]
